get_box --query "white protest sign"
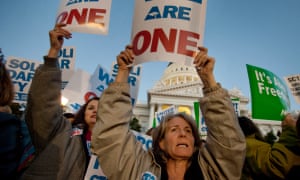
[284,74,300,104]
[155,105,176,126]
[62,69,91,112]
[5,57,41,104]
[59,46,76,89]
[110,61,142,106]
[56,0,112,35]
[231,98,240,116]
[62,64,113,113]
[131,130,153,151]
[131,0,207,65]
[89,64,113,97]
[84,154,107,180]
[62,61,142,112]
[85,131,152,179]
[5,47,76,105]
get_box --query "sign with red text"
[56,0,112,35]
[246,64,290,121]
[284,74,300,104]
[131,0,207,65]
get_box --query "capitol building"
[132,62,282,137]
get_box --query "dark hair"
[152,112,201,164]
[0,62,14,106]
[63,112,75,119]
[72,96,99,133]
[145,127,154,136]
[238,116,264,141]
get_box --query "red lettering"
[132,28,200,57]
[177,30,199,57]
[151,28,176,53]
[84,92,97,102]
[56,11,68,24]
[56,8,107,26]
[132,31,151,56]
[88,9,106,27]
[67,8,88,24]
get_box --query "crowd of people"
[0,24,299,179]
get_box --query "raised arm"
[92,45,153,178]
[194,47,246,179]
[25,24,72,153]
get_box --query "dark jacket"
[21,57,87,180]
[0,112,22,179]
[242,126,300,180]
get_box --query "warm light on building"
[61,96,69,106]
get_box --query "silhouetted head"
[238,116,264,141]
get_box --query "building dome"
[153,63,201,89]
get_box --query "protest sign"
[231,97,240,116]
[84,154,107,180]
[62,69,91,112]
[110,61,142,106]
[63,61,142,112]
[5,47,75,106]
[5,57,41,104]
[154,105,176,127]
[88,64,113,96]
[131,0,207,66]
[284,74,300,104]
[56,0,112,35]
[131,130,153,151]
[84,130,151,179]
[59,46,76,89]
[246,64,290,121]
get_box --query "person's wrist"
[203,83,221,94]
[115,69,130,83]
[201,75,217,88]
[47,48,60,58]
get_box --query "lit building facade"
[133,63,282,137]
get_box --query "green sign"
[246,64,290,121]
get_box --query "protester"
[92,45,246,179]
[72,96,99,156]
[238,115,300,179]
[0,57,22,179]
[21,24,96,180]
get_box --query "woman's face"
[84,99,98,130]
[159,117,195,160]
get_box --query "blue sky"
[1,0,300,111]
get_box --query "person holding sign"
[238,115,300,179]
[21,24,95,180]
[92,45,246,179]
